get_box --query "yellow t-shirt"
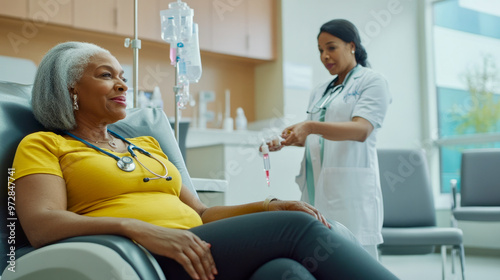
[13,131,202,229]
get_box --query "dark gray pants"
[154,211,397,280]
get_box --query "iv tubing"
[174,45,180,141]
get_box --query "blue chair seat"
[453,207,500,222]
[382,227,463,246]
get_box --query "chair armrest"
[2,241,149,280]
[191,178,228,193]
[3,235,165,280]
[450,179,459,227]
[59,235,165,280]
[450,179,458,210]
[191,178,228,206]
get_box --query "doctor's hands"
[126,220,218,280]
[268,200,331,229]
[281,121,314,147]
[266,135,285,152]
[259,121,314,152]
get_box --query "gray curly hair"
[31,41,110,131]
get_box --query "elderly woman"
[12,42,398,280]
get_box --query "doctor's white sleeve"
[352,73,391,129]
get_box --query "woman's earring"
[351,50,355,54]
[73,94,79,110]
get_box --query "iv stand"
[125,0,141,108]
[126,1,182,142]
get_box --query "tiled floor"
[381,253,500,280]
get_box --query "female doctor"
[278,19,391,259]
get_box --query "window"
[431,0,500,193]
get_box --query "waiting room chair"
[0,80,201,279]
[377,149,465,280]
[451,149,500,222]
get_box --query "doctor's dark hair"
[318,19,369,67]
[31,42,110,131]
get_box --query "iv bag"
[160,1,201,109]
[160,2,193,44]
[185,23,202,83]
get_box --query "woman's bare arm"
[179,185,329,227]
[15,174,132,248]
[15,174,217,280]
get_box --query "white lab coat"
[296,65,391,246]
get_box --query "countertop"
[191,178,228,193]
[186,128,275,148]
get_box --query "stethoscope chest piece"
[66,130,173,181]
[117,156,136,172]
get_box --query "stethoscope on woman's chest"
[306,64,360,116]
[65,130,172,183]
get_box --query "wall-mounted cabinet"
[207,0,275,60]
[0,0,275,60]
[162,0,275,60]
[137,0,161,41]
[247,0,274,60]
[0,0,72,26]
[73,0,121,34]
[115,0,134,37]
[0,0,28,19]
[210,0,248,58]
[28,0,72,27]
[73,0,159,40]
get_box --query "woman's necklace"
[73,132,117,148]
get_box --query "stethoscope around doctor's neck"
[306,64,359,115]
[65,130,172,182]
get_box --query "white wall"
[281,0,422,149]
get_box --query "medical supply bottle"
[223,89,233,131]
[235,107,247,130]
[151,86,164,109]
[138,91,151,108]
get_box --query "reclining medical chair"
[0,80,202,279]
